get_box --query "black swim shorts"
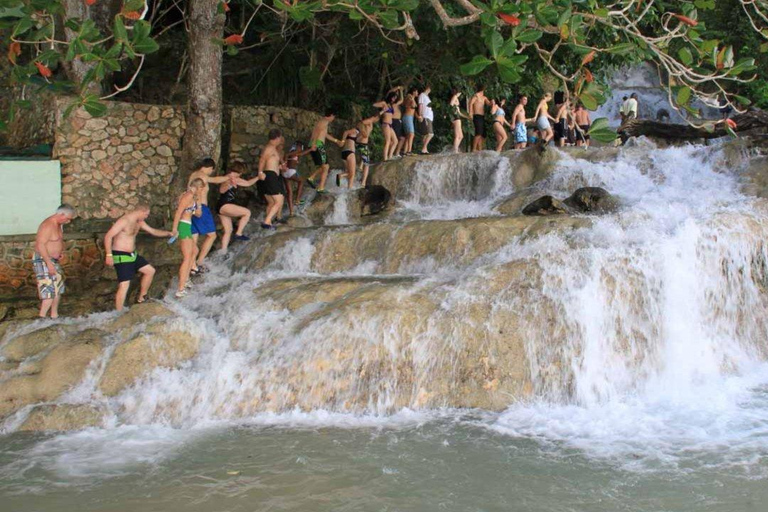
[262,170,283,196]
[113,250,150,283]
[473,114,485,137]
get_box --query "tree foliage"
[1,0,768,132]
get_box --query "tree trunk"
[177,0,226,195]
[61,0,101,95]
[622,110,768,141]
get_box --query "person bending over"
[104,205,172,310]
[217,161,261,253]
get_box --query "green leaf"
[676,86,692,105]
[678,47,693,66]
[83,95,108,117]
[496,56,521,83]
[298,65,321,90]
[725,125,738,138]
[579,92,598,111]
[114,15,128,42]
[734,95,752,106]
[500,38,517,57]
[605,43,635,55]
[590,117,610,132]
[589,128,617,144]
[123,0,145,12]
[378,10,398,29]
[486,31,503,58]
[459,55,493,76]
[389,0,419,10]
[12,16,32,37]
[480,12,497,27]
[516,29,542,43]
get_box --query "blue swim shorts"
[191,204,216,235]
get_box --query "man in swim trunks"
[573,103,591,147]
[104,205,172,311]
[258,129,286,230]
[33,204,77,318]
[512,95,529,150]
[187,158,235,273]
[469,85,491,152]
[307,108,341,193]
[417,85,434,154]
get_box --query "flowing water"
[2,142,768,511]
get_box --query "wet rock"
[2,324,73,362]
[359,185,392,216]
[522,195,569,216]
[285,215,313,228]
[106,302,176,333]
[564,187,619,213]
[0,331,103,418]
[303,193,336,225]
[19,404,106,432]
[98,323,200,397]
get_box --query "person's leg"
[274,194,285,220]
[318,163,331,191]
[39,298,52,318]
[197,232,216,267]
[347,155,356,188]
[362,163,370,187]
[219,204,251,235]
[421,130,433,153]
[50,294,61,319]
[178,240,193,293]
[219,214,234,251]
[293,176,304,203]
[284,179,294,215]
[265,194,282,225]
[137,264,155,301]
[115,280,131,311]
[453,120,461,152]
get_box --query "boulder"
[18,404,106,432]
[98,323,200,397]
[303,192,336,225]
[0,330,103,418]
[2,324,71,362]
[106,302,176,332]
[522,195,569,216]
[359,185,392,216]
[564,187,619,213]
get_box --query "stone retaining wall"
[0,233,180,299]
[53,98,185,230]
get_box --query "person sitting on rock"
[216,161,261,254]
[33,204,77,318]
[104,205,172,310]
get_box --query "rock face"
[522,195,570,216]
[0,303,199,427]
[564,187,619,213]
[19,404,106,432]
[99,323,200,397]
[360,185,392,216]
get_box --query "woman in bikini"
[449,89,470,153]
[534,93,556,144]
[374,86,402,161]
[490,98,512,152]
[172,178,204,298]
[216,162,261,254]
[336,125,359,189]
[356,112,380,187]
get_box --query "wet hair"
[631,93,638,99]
[194,157,216,170]
[56,204,76,217]
[135,204,150,212]
[476,84,486,92]
[387,92,399,104]
[544,92,552,99]
[324,107,335,117]
[622,96,628,101]
[518,94,528,102]
[229,161,248,174]
[451,88,460,97]
[190,178,205,189]
[409,87,419,95]
[268,128,282,141]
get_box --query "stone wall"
[227,106,348,175]
[53,98,185,230]
[0,232,180,299]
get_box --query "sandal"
[174,290,187,298]
[136,295,149,304]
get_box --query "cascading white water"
[3,141,768,484]
[397,151,514,219]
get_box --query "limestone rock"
[0,331,103,418]
[98,324,200,397]
[522,195,569,216]
[106,302,176,332]
[18,404,106,432]
[2,324,70,362]
[359,185,392,216]
[303,193,336,225]
[564,187,619,213]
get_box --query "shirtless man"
[103,205,172,311]
[187,158,233,273]
[469,85,491,152]
[356,112,379,187]
[512,95,529,150]
[306,108,341,194]
[573,104,591,147]
[258,129,286,229]
[33,204,77,318]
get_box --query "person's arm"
[326,132,341,145]
[417,97,424,120]
[257,149,267,180]
[206,175,230,184]
[237,176,260,187]
[103,220,124,266]
[193,191,203,218]
[140,221,172,237]
[364,114,381,124]
[373,100,388,109]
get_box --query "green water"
[1,416,766,512]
